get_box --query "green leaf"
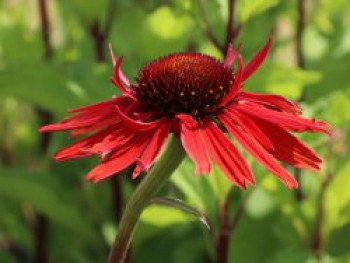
[238,0,280,23]
[146,6,192,39]
[326,163,350,230]
[0,168,95,238]
[246,62,322,100]
[327,223,350,257]
[140,204,194,227]
[171,158,219,218]
[151,197,211,229]
[245,188,277,218]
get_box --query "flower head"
[40,39,331,189]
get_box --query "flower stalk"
[108,136,186,263]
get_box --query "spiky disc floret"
[132,53,235,118]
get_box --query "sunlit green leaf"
[151,197,210,229]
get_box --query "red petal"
[109,44,130,89]
[177,114,211,175]
[115,103,164,131]
[226,109,275,151]
[40,108,116,133]
[235,102,331,135]
[201,118,254,188]
[219,111,298,189]
[87,126,135,159]
[237,114,322,170]
[69,117,119,137]
[238,91,302,115]
[54,125,119,161]
[39,98,119,133]
[220,55,243,106]
[111,56,130,93]
[132,120,170,178]
[86,132,151,182]
[242,38,272,81]
[224,43,241,68]
[67,98,118,113]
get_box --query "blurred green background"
[0,0,350,262]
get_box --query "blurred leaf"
[146,6,192,39]
[271,246,311,263]
[327,223,350,257]
[246,62,322,100]
[171,158,219,218]
[134,224,209,263]
[60,0,109,21]
[314,0,350,33]
[307,53,350,101]
[207,165,231,204]
[238,0,279,23]
[245,188,277,218]
[151,197,210,229]
[0,168,95,238]
[0,252,17,263]
[326,163,350,230]
[303,26,329,61]
[230,212,282,263]
[140,204,194,227]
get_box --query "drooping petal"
[238,91,302,115]
[109,44,131,88]
[225,109,275,151]
[69,117,120,137]
[67,98,118,113]
[219,111,298,189]
[224,43,241,68]
[87,126,135,159]
[86,132,151,182]
[201,118,254,188]
[234,112,322,170]
[242,38,272,81]
[235,102,331,135]
[177,114,211,175]
[115,103,165,131]
[39,101,117,132]
[132,120,170,178]
[54,125,119,161]
[220,55,243,106]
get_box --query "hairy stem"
[108,137,186,263]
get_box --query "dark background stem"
[215,193,248,263]
[35,0,54,262]
[294,0,307,202]
[224,0,236,53]
[311,172,332,258]
[38,0,53,59]
[296,0,305,69]
[196,0,223,52]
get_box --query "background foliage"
[0,0,350,262]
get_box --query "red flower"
[40,39,331,189]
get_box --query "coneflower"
[40,39,330,189]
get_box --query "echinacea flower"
[40,39,331,189]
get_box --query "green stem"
[108,136,186,263]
